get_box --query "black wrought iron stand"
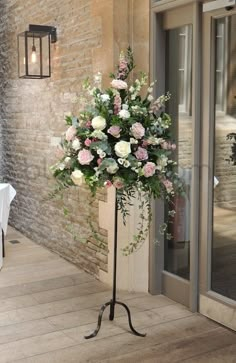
[84,194,146,339]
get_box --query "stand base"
[84,299,146,339]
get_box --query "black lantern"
[18,24,57,79]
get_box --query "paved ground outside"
[0,226,235,363]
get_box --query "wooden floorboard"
[0,226,234,363]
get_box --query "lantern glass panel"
[18,31,51,79]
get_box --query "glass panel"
[212,15,236,301]
[164,25,193,280]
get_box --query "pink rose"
[134,147,148,161]
[104,180,112,188]
[111,79,128,90]
[108,125,121,138]
[113,177,124,189]
[131,122,145,139]
[78,149,94,165]
[97,158,102,165]
[162,179,173,193]
[84,138,92,147]
[143,162,156,177]
[65,126,77,141]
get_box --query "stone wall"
[0,0,150,278]
[0,0,108,275]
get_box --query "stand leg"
[84,301,111,339]
[116,301,146,337]
[109,300,115,321]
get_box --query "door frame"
[199,6,236,331]
[149,0,202,312]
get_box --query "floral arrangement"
[51,48,182,254]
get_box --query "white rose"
[71,170,84,186]
[107,161,119,174]
[72,138,81,151]
[118,109,130,119]
[92,116,106,130]
[115,141,131,158]
[147,95,154,102]
[100,94,110,102]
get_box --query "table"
[0,184,16,269]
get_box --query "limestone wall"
[0,0,150,278]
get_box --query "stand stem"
[109,196,118,321]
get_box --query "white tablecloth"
[0,183,16,269]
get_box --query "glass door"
[200,7,236,331]
[150,2,201,311]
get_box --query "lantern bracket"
[29,24,57,43]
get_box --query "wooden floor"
[0,227,235,363]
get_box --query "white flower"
[91,130,108,140]
[97,148,103,155]
[122,104,129,110]
[94,72,102,84]
[130,137,138,145]
[129,86,135,93]
[115,141,131,158]
[71,170,84,186]
[100,151,106,158]
[58,163,65,171]
[72,138,81,151]
[100,94,110,102]
[107,161,119,174]
[123,160,130,168]
[148,87,153,93]
[156,155,168,171]
[147,95,154,102]
[118,158,124,165]
[118,109,130,119]
[92,116,106,130]
[64,157,71,164]
[131,95,136,101]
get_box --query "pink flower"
[97,158,102,165]
[65,126,77,141]
[171,143,176,150]
[86,120,92,128]
[143,162,156,177]
[113,177,124,189]
[111,79,128,90]
[114,95,122,115]
[142,140,148,148]
[55,146,65,159]
[162,179,173,193]
[78,149,94,165]
[84,138,92,147]
[134,147,148,161]
[108,125,121,138]
[104,180,112,188]
[161,141,171,150]
[131,122,145,139]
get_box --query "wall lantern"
[18,24,57,79]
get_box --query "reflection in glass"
[164,25,193,280]
[212,15,236,301]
